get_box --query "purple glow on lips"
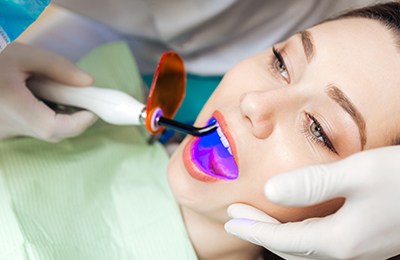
[191,118,238,180]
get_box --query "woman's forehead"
[310,18,398,56]
[309,18,400,147]
[307,18,400,90]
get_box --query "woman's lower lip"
[183,137,220,182]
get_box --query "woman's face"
[167,18,400,223]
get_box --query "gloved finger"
[225,216,331,256]
[225,217,305,260]
[14,93,96,141]
[227,203,280,223]
[264,160,355,207]
[27,98,97,141]
[225,204,295,259]
[44,111,98,142]
[19,45,93,86]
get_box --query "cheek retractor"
[27,52,217,137]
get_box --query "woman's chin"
[166,139,193,203]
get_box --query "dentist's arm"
[0,42,97,142]
[225,146,400,260]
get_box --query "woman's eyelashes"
[303,113,338,155]
[271,46,290,83]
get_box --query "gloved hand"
[225,146,400,260]
[0,42,97,142]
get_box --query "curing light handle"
[27,78,219,137]
[27,78,146,125]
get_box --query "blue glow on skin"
[192,118,238,180]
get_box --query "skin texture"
[167,18,400,259]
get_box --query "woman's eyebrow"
[326,85,367,150]
[297,30,315,62]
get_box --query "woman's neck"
[181,206,261,260]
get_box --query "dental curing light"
[28,52,217,137]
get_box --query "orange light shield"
[145,52,186,134]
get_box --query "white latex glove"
[0,42,97,142]
[225,146,400,260]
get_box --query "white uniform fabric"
[41,0,380,75]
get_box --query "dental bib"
[0,42,196,260]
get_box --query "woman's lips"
[184,138,220,182]
[183,111,239,182]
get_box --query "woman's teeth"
[216,123,232,155]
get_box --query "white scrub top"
[48,0,378,75]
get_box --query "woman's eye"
[310,121,323,140]
[272,46,290,83]
[274,59,289,81]
[304,113,338,154]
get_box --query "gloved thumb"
[264,159,355,207]
[30,101,98,142]
[48,110,98,141]
[227,203,280,223]
[225,204,310,260]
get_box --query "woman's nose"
[240,90,285,139]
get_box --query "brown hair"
[336,1,400,25]
[332,1,400,48]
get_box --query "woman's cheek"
[241,158,345,223]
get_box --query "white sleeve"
[23,0,387,74]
